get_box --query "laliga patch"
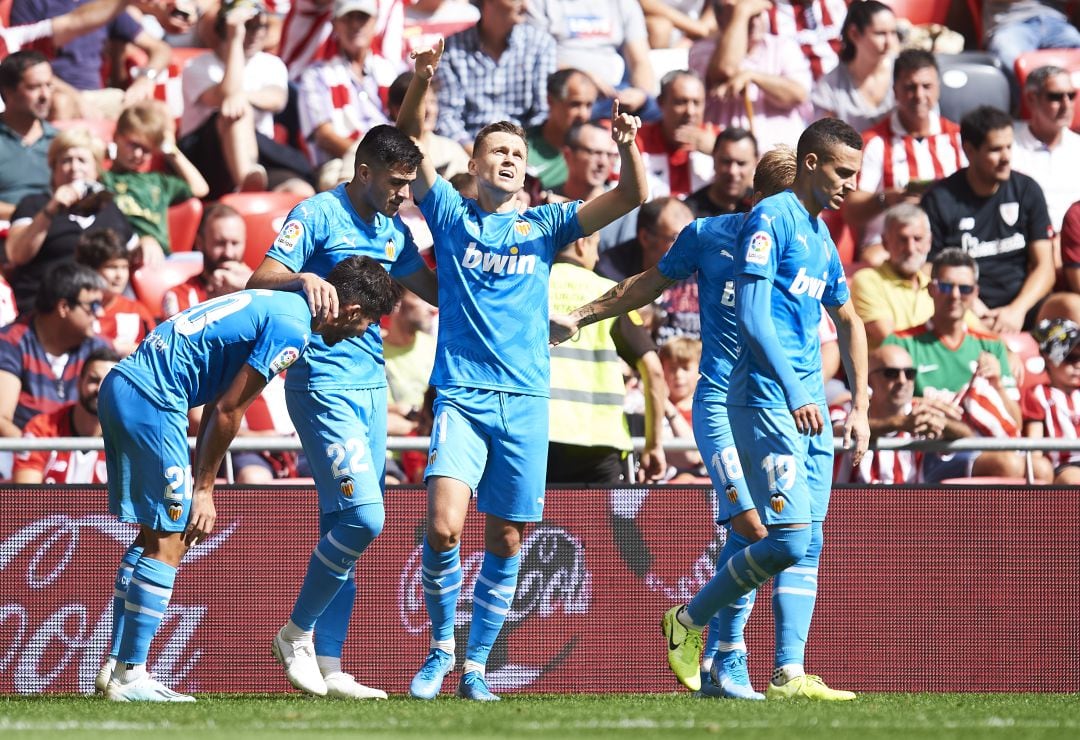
[274,219,303,253]
[385,238,396,259]
[515,221,532,237]
[770,494,785,514]
[746,231,771,265]
[340,478,354,497]
[269,347,300,374]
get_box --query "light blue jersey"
[730,190,848,409]
[657,213,742,398]
[113,290,312,411]
[265,184,426,391]
[418,177,582,396]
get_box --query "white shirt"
[180,50,289,138]
[1011,121,1080,232]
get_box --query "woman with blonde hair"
[7,128,135,315]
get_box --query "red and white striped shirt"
[833,404,922,485]
[766,0,846,80]
[635,121,716,199]
[279,0,405,81]
[1022,383,1080,469]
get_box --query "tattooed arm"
[550,266,675,345]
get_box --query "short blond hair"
[659,336,702,366]
[115,100,171,147]
[753,144,797,197]
[47,128,106,173]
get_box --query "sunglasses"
[873,367,917,381]
[72,299,104,314]
[1044,91,1077,103]
[933,280,975,296]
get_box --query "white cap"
[333,0,377,18]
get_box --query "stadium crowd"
[2,0,1080,492]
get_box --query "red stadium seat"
[218,192,307,270]
[51,118,117,144]
[1014,48,1080,130]
[883,0,951,25]
[131,254,203,319]
[167,197,203,253]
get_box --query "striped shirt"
[279,0,405,81]
[766,0,847,80]
[635,121,716,199]
[1022,383,1080,469]
[435,21,554,146]
[0,315,111,429]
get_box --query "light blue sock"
[109,543,143,657]
[773,521,823,669]
[118,557,176,665]
[465,551,520,667]
[290,503,383,633]
[312,509,358,658]
[713,531,757,662]
[686,526,811,627]
[422,539,462,643]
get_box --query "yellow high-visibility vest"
[548,262,633,450]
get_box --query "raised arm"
[396,39,445,202]
[576,101,648,236]
[550,265,673,344]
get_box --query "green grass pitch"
[2,694,1078,739]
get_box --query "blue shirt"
[657,213,743,398]
[264,184,426,391]
[419,176,582,396]
[114,290,312,412]
[730,190,848,409]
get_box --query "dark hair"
[658,70,702,102]
[546,68,595,100]
[82,346,123,375]
[75,229,128,269]
[387,71,414,113]
[796,117,863,167]
[326,255,402,320]
[714,126,758,156]
[0,50,49,94]
[930,247,979,281]
[959,105,1013,149]
[473,120,527,157]
[197,202,242,241]
[354,124,423,173]
[637,196,686,234]
[838,0,894,63]
[893,48,938,85]
[35,262,107,313]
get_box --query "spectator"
[525,68,598,190]
[279,0,404,82]
[179,0,314,199]
[12,346,121,484]
[691,0,812,150]
[0,262,110,440]
[0,0,152,63]
[526,0,658,122]
[1062,199,1080,293]
[548,231,665,484]
[811,0,898,132]
[984,1,1080,82]
[1026,313,1080,484]
[922,105,1055,334]
[12,0,172,121]
[639,0,715,49]
[384,288,437,437]
[162,203,250,316]
[297,0,401,192]
[0,52,56,224]
[74,229,155,356]
[767,0,848,80]
[1010,65,1080,234]
[683,127,757,219]
[6,128,136,316]
[883,248,1028,482]
[386,72,469,183]
[658,336,706,482]
[844,49,965,264]
[636,70,716,200]
[436,0,554,152]
[0,274,14,327]
[104,100,210,262]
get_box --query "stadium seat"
[1002,331,1049,393]
[1014,49,1080,129]
[167,197,203,253]
[51,118,117,143]
[218,192,307,270]
[131,253,203,319]
[937,59,1011,124]
[883,0,951,25]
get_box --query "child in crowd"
[103,100,209,262]
[1024,317,1080,485]
[659,336,707,482]
[75,228,156,356]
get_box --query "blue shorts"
[286,387,387,512]
[100,373,192,532]
[425,386,548,523]
[728,404,833,526]
[693,388,753,525]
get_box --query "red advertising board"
[1,484,1077,694]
